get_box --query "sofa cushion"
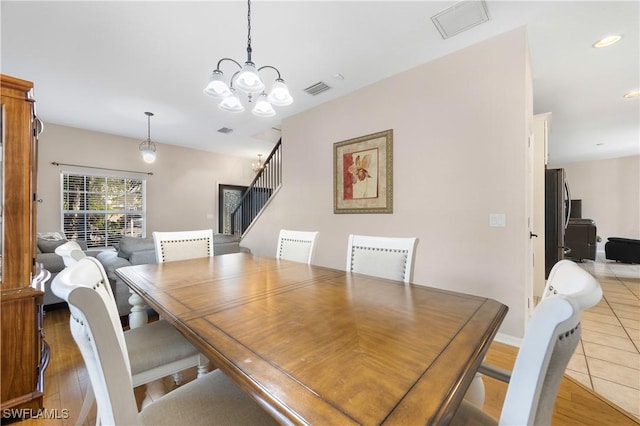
[75,239,89,250]
[117,236,155,260]
[129,250,157,265]
[37,252,66,273]
[37,237,89,253]
[37,238,68,253]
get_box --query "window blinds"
[61,172,146,248]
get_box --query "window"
[62,172,146,248]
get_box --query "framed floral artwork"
[333,129,393,214]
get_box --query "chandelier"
[139,112,157,163]
[203,0,293,117]
[252,154,265,173]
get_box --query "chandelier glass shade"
[219,88,245,113]
[203,0,293,116]
[252,154,265,173]
[253,93,276,117]
[139,112,157,164]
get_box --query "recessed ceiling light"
[623,90,640,99]
[593,35,622,48]
[596,143,605,146]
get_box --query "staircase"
[230,139,282,236]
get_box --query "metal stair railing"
[230,139,282,236]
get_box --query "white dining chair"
[456,260,602,425]
[346,234,418,283]
[54,240,86,266]
[59,256,206,426]
[153,229,214,263]
[276,229,319,264]
[152,230,215,367]
[542,259,603,304]
[51,257,277,426]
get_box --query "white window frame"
[60,171,147,248]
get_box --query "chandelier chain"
[246,0,252,60]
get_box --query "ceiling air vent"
[431,0,490,39]
[304,81,331,96]
[217,127,234,134]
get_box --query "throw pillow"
[37,231,66,241]
[37,238,68,254]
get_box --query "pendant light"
[139,112,157,164]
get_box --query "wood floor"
[7,306,640,426]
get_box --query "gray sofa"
[40,234,244,316]
[36,237,156,316]
[37,237,102,306]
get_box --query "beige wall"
[241,28,533,340]
[556,155,640,250]
[37,123,255,234]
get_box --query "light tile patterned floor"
[566,254,640,419]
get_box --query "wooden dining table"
[116,252,508,425]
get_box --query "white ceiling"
[2,1,638,164]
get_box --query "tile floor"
[565,254,640,419]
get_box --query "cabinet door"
[0,75,44,411]
[1,75,35,289]
[0,291,43,410]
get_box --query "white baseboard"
[493,332,522,348]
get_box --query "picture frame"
[333,129,393,214]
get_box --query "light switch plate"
[489,213,506,227]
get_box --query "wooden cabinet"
[0,74,47,412]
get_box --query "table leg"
[128,289,148,329]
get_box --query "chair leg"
[465,373,486,407]
[172,355,208,384]
[75,384,94,426]
[172,372,183,386]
